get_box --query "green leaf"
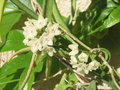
[104,6,120,28]
[0,11,22,48]
[0,73,18,89]
[53,0,69,31]
[0,30,26,52]
[19,0,33,11]
[10,0,37,19]
[86,80,96,90]
[45,57,52,79]
[0,52,32,89]
[0,70,21,90]
[0,52,32,78]
[0,0,6,23]
[89,6,120,35]
[67,72,78,82]
[94,8,114,25]
[43,0,53,21]
[19,54,45,90]
[54,73,67,90]
[4,0,18,14]
[107,0,118,8]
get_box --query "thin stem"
[59,25,120,89]
[19,53,37,90]
[33,69,67,85]
[98,54,120,89]
[59,26,92,51]
[8,47,31,61]
[0,0,6,23]
[0,79,19,85]
[10,0,38,19]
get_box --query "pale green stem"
[0,79,19,85]
[59,26,92,51]
[8,47,31,61]
[0,0,6,23]
[98,54,120,89]
[19,53,37,90]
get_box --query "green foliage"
[86,81,96,90]
[0,30,26,52]
[53,0,69,30]
[43,0,53,21]
[0,0,6,22]
[0,11,22,48]
[0,0,120,89]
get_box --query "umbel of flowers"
[68,43,100,74]
[23,15,61,56]
[23,15,100,75]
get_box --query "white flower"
[39,32,53,50]
[70,56,78,65]
[43,46,56,57]
[28,38,41,53]
[56,0,71,17]
[23,29,37,39]
[76,0,91,12]
[88,60,100,71]
[23,16,47,43]
[117,67,120,74]
[37,15,48,29]
[22,16,60,57]
[78,52,89,63]
[68,43,79,55]
[23,25,37,40]
[45,22,61,37]
[23,39,29,45]
[76,63,88,73]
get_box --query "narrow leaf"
[53,0,69,31]
[0,11,22,48]
[0,30,26,52]
[0,0,6,23]
[43,0,53,21]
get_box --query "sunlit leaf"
[0,0,6,23]
[86,81,96,90]
[0,11,22,48]
[0,30,26,52]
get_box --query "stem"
[59,25,120,89]
[10,0,38,19]
[0,0,6,23]
[8,47,31,61]
[54,54,90,83]
[98,54,120,89]
[59,26,92,51]
[0,79,19,84]
[19,53,37,90]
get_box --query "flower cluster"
[23,16,61,56]
[68,43,100,74]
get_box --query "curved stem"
[59,26,92,51]
[8,47,30,61]
[10,0,38,19]
[59,25,120,89]
[98,54,120,89]
[19,53,37,90]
